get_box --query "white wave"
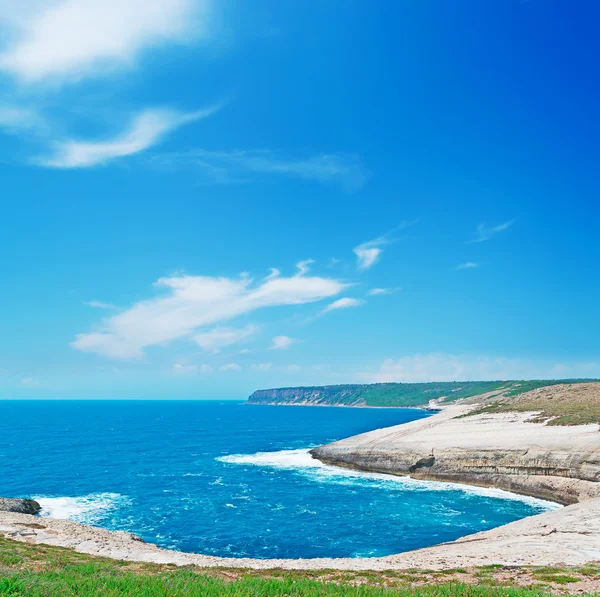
[217,449,561,511]
[34,492,129,524]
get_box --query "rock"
[0,498,42,515]
[310,404,600,505]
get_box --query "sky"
[1,0,599,399]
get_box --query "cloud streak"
[367,287,398,296]
[151,149,371,191]
[323,297,365,313]
[82,300,117,309]
[72,266,345,360]
[469,221,514,243]
[270,336,295,350]
[38,106,220,168]
[353,221,417,270]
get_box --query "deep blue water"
[0,401,556,559]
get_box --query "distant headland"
[247,379,597,409]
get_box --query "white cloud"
[38,106,219,168]
[172,363,197,375]
[363,353,600,383]
[20,377,40,386]
[83,300,116,309]
[354,245,381,270]
[353,222,417,271]
[323,297,365,313]
[193,325,257,353]
[455,262,480,270]
[72,266,345,360]
[219,362,241,372]
[0,0,208,83]
[367,287,398,296]
[469,221,514,243]
[270,335,295,350]
[151,149,370,191]
[199,364,213,373]
[252,363,272,372]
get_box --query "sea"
[0,400,559,559]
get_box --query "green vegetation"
[248,380,596,408]
[0,538,599,596]
[466,382,600,426]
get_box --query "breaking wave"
[218,449,560,511]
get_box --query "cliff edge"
[311,383,600,505]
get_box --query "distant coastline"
[247,379,596,409]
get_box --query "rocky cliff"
[311,403,600,505]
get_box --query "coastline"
[2,498,599,570]
[310,404,600,506]
[2,399,599,569]
[247,401,441,411]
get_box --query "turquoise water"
[0,401,557,559]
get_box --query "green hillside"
[247,379,595,408]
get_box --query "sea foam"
[34,493,130,524]
[218,449,561,511]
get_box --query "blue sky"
[1,0,598,399]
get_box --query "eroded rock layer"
[311,406,600,505]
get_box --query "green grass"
[0,538,599,596]
[247,380,596,408]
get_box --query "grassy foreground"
[1,538,599,596]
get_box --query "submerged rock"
[0,497,41,515]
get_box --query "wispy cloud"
[20,376,40,386]
[252,363,272,372]
[367,287,398,296]
[270,335,295,350]
[0,0,208,84]
[469,220,514,243]
[83,300,117,309]
[219,363,241,372]
[295,259,315,276]
[193,325,257,353]
[150,149,371,191]
[323,297,365,313]
[172,363,197,375]
[363,353,600,383]
[38,106,220,168]
[455,262,480,270]
[72,265,345,360]
[354,241,383,271]
[353,221,417,270]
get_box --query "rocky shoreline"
[311,404,600,506]
[1,498,599,570]
[2,387,599,570]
